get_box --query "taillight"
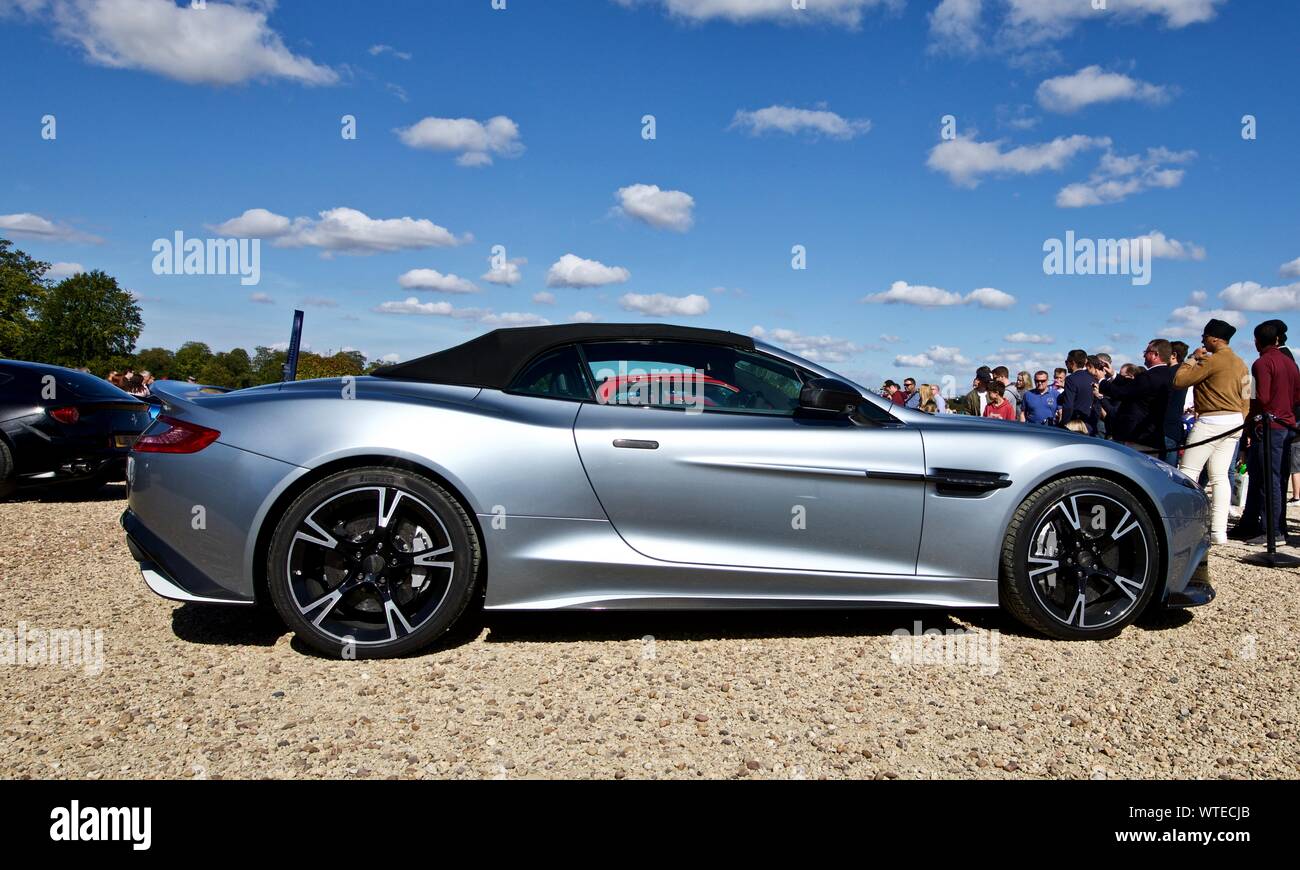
[49,406,80,424]
[133,416,220,454]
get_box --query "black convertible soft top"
[373,323,755,389]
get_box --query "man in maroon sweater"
[1240,321,1300,542]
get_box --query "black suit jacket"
[1100,365,1175,450]
[1059,370,1098,434]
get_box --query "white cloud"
[394,115,523,167]
[998,104,1041,131]
[397,268,478,294]
[863,281,965,307]
[894,345,971,369]
[1139,230,1206,261]
[211,207,470,255]
[479,311,550,327]
[302,296,337,308]
[1097,230,1207,270]
[249,292,274,304]
[368,44,411,60]
[1004,332,1054,344]
[1280,258,1300,280]
[1218,281,1300,313]
[209,207,291,237]
[730,105,871,139]
[546,254,631,288]
[1033,303,1052,315]
[1167,304,1247,336]
[611,0,898,27]
[1057,147,1195,208]
[532,291,556,305]
[0,212,103,243]
[571,311,599,323]
[927,134,1109,188]
[928,0,983,54]
[1188,290,1207,304]
[372,297,548,326]
[46,262,84,278]
[966,287,1016,309]
[930,0,1227,58]
[880,333,903,344]
[619,292,710,317]
[863,280,1016,309]
[1004,0,1227,45]
[15,0,338,86]
[379,353,401,363]
[615,184,695,232]
[750,326,862,363]
[374,298,464,317]
[481,255,525,286]
[1036,66,1170,113]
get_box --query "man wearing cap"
[953,367,992,416]
[1175,319,1251,545]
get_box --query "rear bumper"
[122,509,254,605]
[16,454,127,486]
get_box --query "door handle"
[613,439,659,450]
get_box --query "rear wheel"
[1000,476,1160,640]
[267,468,481,658]
[0,439,13,498]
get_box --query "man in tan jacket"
[1174,318,1251,544]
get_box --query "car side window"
[580,340,804,416]
[508,345,593,401]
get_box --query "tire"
[1000,475,1160,640]
[0,438,13,499]
[267,467,482,659]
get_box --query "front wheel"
[1000,476,1160,640]
[267,468,482,658]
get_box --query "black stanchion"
[1242,413,1300,568]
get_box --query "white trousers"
[1178,413,1243,538]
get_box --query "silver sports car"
[121,324,1213,658]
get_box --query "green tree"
[135,347,176,379]
[251,346,288,384]
[172,341,213,380]
[296,350,367,381]
[27,270,142,368]
[197,348,255,389]
[0,238,51,359]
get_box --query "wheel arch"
[250,454,488,606]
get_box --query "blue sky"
[2,0,1298,387]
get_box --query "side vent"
[930,468,1012,496]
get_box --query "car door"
[572,340,926,575]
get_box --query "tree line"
[1,238,384,387]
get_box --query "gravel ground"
[1,486,1296,780]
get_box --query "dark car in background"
[0,360,154,498]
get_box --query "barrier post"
[1243,413,1300,568]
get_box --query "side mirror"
[799,377,864,415]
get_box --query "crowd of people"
[105,368,156,397]
[882,317,1300,547]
